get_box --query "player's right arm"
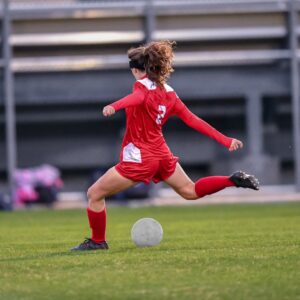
[173,97,241,150]
[103,88,145,117]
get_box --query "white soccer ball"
[131,218,163,247]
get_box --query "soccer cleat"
[229,171,260,190]
[71,238,109,251]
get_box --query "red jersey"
[110,77,232,163]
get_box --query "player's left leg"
[71,166,136,251]
[87,166,136,211]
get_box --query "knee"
[87,186,105,205]
[178,183,198,200]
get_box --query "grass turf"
[0,202,299,300]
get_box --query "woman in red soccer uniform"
[72,41,259,251]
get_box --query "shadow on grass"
[0,246,138,263]
[0,248,117,262]
[0,243,209,263]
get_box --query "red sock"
[87,207,106,243]
[195,176,234,198]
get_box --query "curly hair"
[128,40,176,87]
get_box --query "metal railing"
[1,0,300,201]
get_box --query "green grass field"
[0,202,299,300]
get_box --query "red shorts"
[115,156,179,184]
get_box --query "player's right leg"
[165,163,259,201]
[71,166,136,251]
[165,163,235,200]
[229,171,259,190]
[164,163,198,200]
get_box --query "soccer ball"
[131,218,163,247]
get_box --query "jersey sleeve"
[110,86,145,111]
[172,97,233,148]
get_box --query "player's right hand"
[229,138,243,152]
[103,105,115,117]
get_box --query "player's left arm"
[103,89,145,117]
[174,98,243,151]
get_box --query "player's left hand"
[229,138,243,152]
[103,105,115,117]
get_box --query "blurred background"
[0,0,300,209]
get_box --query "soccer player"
[72,41,259,251]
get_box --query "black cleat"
[230,171,260,191]
[71,238,109,251]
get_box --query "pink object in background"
[14,164,63,207]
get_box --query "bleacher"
[0,0,299,190]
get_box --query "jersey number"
[156,105,166,125]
